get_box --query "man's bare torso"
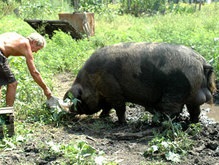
[0,32,27,58]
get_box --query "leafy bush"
[60,141,99,164]
[144,121,201,163]
[41,30,94,73]
[18,0,72,19]
[121,0,166,16]
[0,0,18,18]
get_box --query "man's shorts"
[0,50,16,86]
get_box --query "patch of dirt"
[52,72,74,99]
[0,73,219,165]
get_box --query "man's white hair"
[27,33,46,47]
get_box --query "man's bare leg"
[6,81,18,106]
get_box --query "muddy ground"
[0,73,219,165]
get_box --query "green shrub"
[144,121,199,163]
[18,0,72,19]
[0,1,18,18]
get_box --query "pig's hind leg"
[186,88,213,123]
[186,104,201,123]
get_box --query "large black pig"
[64,42,216,123]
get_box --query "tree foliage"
[0,0,210,17]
